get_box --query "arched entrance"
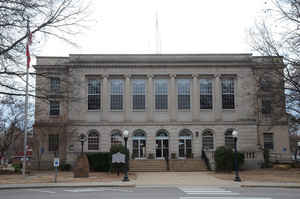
[178,129,192,158]
[132,129,146,159]
[156,129,169,159]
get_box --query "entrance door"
[156,139,169,159]
[156,130,169,159]
[133,139,146,159]
[179,139,192,158]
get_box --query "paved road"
[1,186,300,199]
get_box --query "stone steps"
[130,159,207,172]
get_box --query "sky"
[39,0,267,56]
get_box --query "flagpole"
[23,20,30,176]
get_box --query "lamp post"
[122,130,129,182]
[296,141,300,162]
[232,130,241,182]
[79,134,87,154]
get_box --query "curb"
[0,182,136,190]
[241,184,300,189]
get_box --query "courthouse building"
[33,54,291,170]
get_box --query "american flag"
[26,22,32,68]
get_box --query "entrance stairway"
[130,159,207,172]
[130,160,167,172]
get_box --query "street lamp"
[79,134,87,154]
[122,130,129,182]
[232,130,241,182]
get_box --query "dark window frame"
[88,79,101,110]
[200,79,213,109]
[49,101,60,116]
[221,78,235,109]
[48,134,59,152]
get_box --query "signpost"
[112,152,125,176]
[53,158,60,183]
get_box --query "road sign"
[112,152,125,163]
[53,158,60,167]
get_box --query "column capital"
[124,74,131,79]
[147,74,154,79]
[169,74,176,78]
[214,74,221,78]
[102,74,109,79]
[192,73,199,78]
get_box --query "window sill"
[87,109,101,112]
[132,109,146,112]
[177,109,191,112]
[200,109,213,112]
[222,109,236,112]
[49,115,60,118]
[110,110,124,112]
[154,109,168,112]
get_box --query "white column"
[214,74,222,121]
[192,74,200,121]
[102,74,109,121]
[125,74,131,121]
[169,74,176,121]
[147,74,153,121]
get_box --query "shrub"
[12,163,21,173]
[214,146,244,172]
[87,152,111,172]
[262,148,272,168]
[171,153,176,159]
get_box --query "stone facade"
[33,54,291,169]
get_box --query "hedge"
[214,146,244,172]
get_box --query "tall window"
[202,130,214,150]
[88,131,99,150]
[177,79,191,110]
[48,135,59,152]
[178,129,192,158]
[111,130,123,145]
[132,79,146,110]
[264,133,274,150]
[262,97,272,114]
[200,79,213,109]
[49,101,60,116]
[110,79,124,110]
[221,78,235,109]
[225,129,234,149]
[88,79,101,110]
[50,77,60,93]
[155,79,168,110]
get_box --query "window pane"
[48,135,59,152]
[111,80,124,110]
[88,79,101,110]
[155,79,168,110]
[264,133,274,150]
[50,77,60,93]
[225,130,234,149]
[202,131,214,150]
[49,101,60,116]
[88,132,99,150]
[262,98,272,114]
[132,79,146,110]
[177,79,191,110]
[111,131,123,145]
[200,79,213,109]
[222,78,235,109]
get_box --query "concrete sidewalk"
[0,181,135,190]
[0,171,300,189]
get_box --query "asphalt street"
[0,186,300,199]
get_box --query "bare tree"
[249,0,300,124]
[0,96,34,160]
[0,0,90,97]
